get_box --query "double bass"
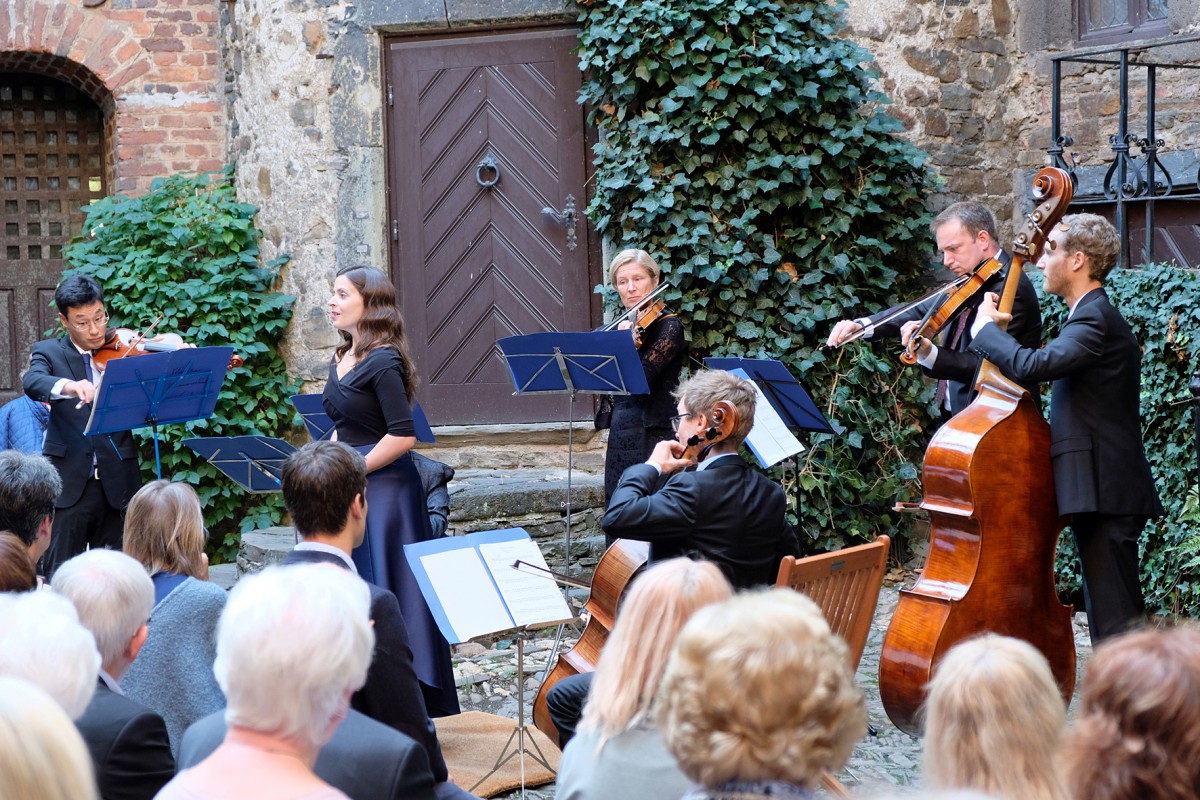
[878,167,1077,735]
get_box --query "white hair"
[0,592,100,720]
[52,549,154,671]
[216,564,374,750]
[0,677,99,800]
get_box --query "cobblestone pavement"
[455,584,1094,799]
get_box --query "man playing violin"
[826,201,1043,417]
[23,275,142,578]
[601,369,800,590]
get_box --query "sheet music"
[740,372,805,468]
[478,538,572,628]
[418,548,514,642]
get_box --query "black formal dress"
[603,314,686,502]
[867,252,1042,415]
[971,288,1163,641]
[602,454,800,590]
[24,334,142,578]
[323,347,459,717]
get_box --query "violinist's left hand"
[975,292,1011,329]
[648,439,693,476]
[899,321,933,360]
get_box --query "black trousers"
[1072,512,1148,643]
[44,476,125,580]
[545,671,593,747]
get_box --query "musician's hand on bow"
[975,292,1011,328]
[64,379,97,406]
[649,439,693,476]
[826,319,865,348]
[900,321,933,360]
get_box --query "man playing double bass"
[826,201,1043,417]
[970,213,1162,642]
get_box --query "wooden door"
[386,28,595,425]
[0,74,106,405]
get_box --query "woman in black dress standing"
[323,265,459,717]
[603,249,687,503]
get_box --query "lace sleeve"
[640,315,686,388]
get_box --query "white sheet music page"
[739,371,805,468]
[478,537,572,628]
[419,548,514,642]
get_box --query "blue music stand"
[183,435,295,493]
[496,330,649,575]
[85,347,234,479]
[290,393,436,444]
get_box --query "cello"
[878,167,1077,735]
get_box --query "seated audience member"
[0,390,50,454]
[1062,625,1200,800]
[602,369,800,590]
[556,558,733,800]
[0,590,100,720]
[0,531,37,591]
[412,451,454,538]
[157,564,373,800]
[274,439,452,784]
[0,449,62,583]
[53,550,176,800]
[120,481,226,755]
[922,634,1068,800]
[658,589,866,799]
[0,676,99,800]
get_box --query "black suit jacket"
[282,548,448,782]
[75,680,175,800]
[179,709,440,800]
[602,455,800,589]
[869,252,1043,415]
[24,335,141,509]
[970,289,1163,517]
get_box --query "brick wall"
[0,0,226,195]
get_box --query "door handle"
[541,193,577,251]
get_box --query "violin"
[602,281,674,348]
[680,400,740,463]
[92,320,244,371]
[898,257,1003,365]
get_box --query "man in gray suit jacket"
[971,213,1163,642]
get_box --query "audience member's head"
[123,480,208,579]
[0,450,62,562]
[1062,625,1200,800]
[0,591,100,719]
[0,531,37,591]
[0,676,99,800]
[216,563,373,752]
[659,588,865,790]
[53,549,154,680]
[281,440,368,540]
[922,634,1067,800]
[580,557,733,749]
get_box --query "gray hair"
[52,550,154,672]
[216,564,374,751]
[0,592,100,720]
[0,450,61,546]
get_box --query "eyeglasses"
[65,312,108,332]
[670,413,693,432]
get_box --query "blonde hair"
[658,589,865,788]
[674,369,757,446]
[0,676,99,800]
[922,634,1067,800]
[607,248,661,285]
[578,558,732,751]
[123,481,208,578]
[1062,625,1200,800]
[1056,212,1120,282]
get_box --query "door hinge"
[386,84,393,107]
[391,220,399,242]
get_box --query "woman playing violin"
[322,265,459,717]
[825,201,1043,418]
[602,249,687,504]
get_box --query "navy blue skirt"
[351,452,460,716]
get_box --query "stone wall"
[841,0,1200,236]
[0,0,225,195]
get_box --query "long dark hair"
[334,266,418,401]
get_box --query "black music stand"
[182,435,295,493]
[85,347,234,479]
[290,394,436,444]
[496,331,648,575]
